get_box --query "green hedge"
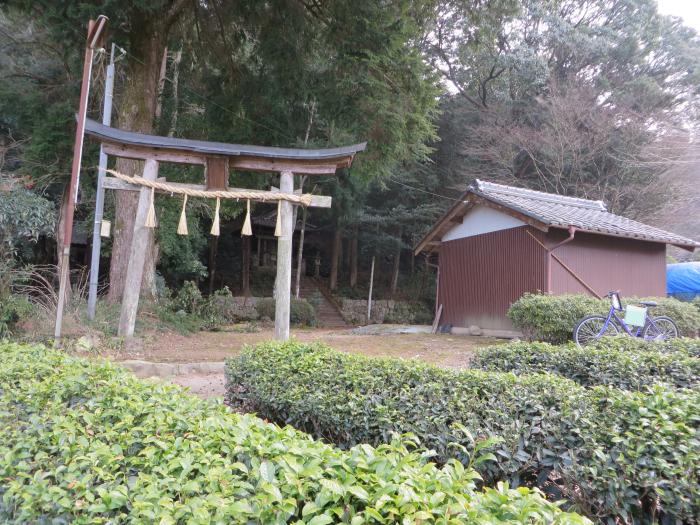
[256,297,317,326]
[508,293,700,343]
[587,335,700,357]
[226,342,700,523]
[471,341,700,390]
[0,343,587,524]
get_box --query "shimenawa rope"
[105,168,313,206]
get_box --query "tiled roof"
[471,180,699,248]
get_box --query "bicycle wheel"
[573,315,619,348]
[642,316,679,341]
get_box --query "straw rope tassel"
[241,199,252,236]
[144,187,157,228]
[177,195,189,235]
[210,197,221,236]
[274,200,282,237]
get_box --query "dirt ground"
[170,373,227,398]
[116,327,499,368]
[102,326,502,398]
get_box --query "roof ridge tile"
[472,179,606,211]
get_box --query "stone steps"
[297,278,347,328]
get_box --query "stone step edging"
[118,360,225,379]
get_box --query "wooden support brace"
[525,230,603,299]
[118,159,159,336]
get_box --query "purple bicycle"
[573,291,678,347]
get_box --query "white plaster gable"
[441,205,525,242]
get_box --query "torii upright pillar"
[118,159,159,336]
[274,171,295,341]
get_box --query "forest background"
[1,0,699,310]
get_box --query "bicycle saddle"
[638,301,657,307]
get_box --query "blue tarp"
[667,262,700,300]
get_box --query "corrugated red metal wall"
[438,226,546,330]
[545,229,666,297]
[437,226,667,330]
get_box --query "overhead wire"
[387,176,461,201]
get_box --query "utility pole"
[87,42,116,320]
[54,16,108,338]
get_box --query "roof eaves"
[469,189,554,229]
[413,196,471,255]
[84,118,367,161]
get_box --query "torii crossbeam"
[82,118,366,340]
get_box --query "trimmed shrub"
[507,294,603,343]
[172,279,204,313]
[587,336,700,358]
[508,293,700,342]
[0,343,584,524]
[226,342,700,523]
[256,297,317,326]
[0,295,33,337]
[384,302,434,325]
[471,341,700,390]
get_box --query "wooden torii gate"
[83,118,365,340]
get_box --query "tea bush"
[584,336,700,357]
[0,342,586,524]
[508,293,700,342]
[256,297,317,326]
[471,341,700,390]
[226,342,700,523]
[507,294,603,343]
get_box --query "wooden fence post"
[367,255,375,323]
[118,159,159,336]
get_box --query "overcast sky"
[657,0,700,31]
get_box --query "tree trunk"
[107,26,166,303]
[154,46,168,121]
[241,235,251,296]
[349,225,358,288]
[255,237,261,267]
[167,48,183,137]
[390,239,401,298]
[208,235,218,294]
[418,256,429,300]
[329,227,341,291]
[294,206,307,299]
